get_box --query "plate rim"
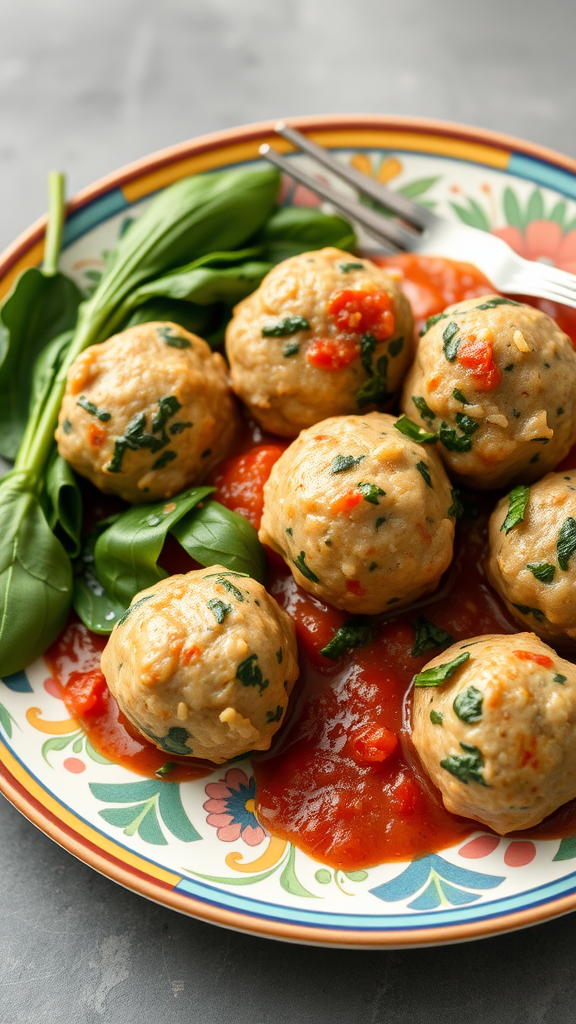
[2,112,576,947]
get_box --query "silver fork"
[260,122,576,310]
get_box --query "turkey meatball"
[259,412,455,614]
[401,296,576,489]
[412,633,576,833]
[487,470,576,647]
[56,322,239,503]
[100,566,299,764]
[226,247,413,436]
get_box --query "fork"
[260,122,576,310]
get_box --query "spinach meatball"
[401,296,576,489]
[226,247,413,436]
[487,470,576,647]
[100,566,299,764]
[412,633,576,833]
[259,412,455,614]
[56,322,239,503]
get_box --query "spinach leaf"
[43,451,82,557]
[526,561,556,584]
[320,617,375,660]
[442,322,461,361]
[72,516,125,634]
[410,615,453,658]
[394,415,438,444]
[440,742,489,786]
[124,298,213,337]
[256,206,355,263]
[28,330,73,417]
[453,685,483,723]
[330,454,366,473]
[557,516,576,571]
[261,315,310,337]
[0,269,82,458]
[412,396,436,422]
[0,473,72,676]
[172,500,266,584]
[415,461,433,488]
[501,485,530,534]
[94,486,213,605]
[413,651,470,687]
[430,710,444,725]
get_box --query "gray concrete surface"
[2,0,576,1020]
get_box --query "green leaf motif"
[450,197,490,232]
[0,702,16,738]
[90,779,201,845]
[554,837,576,861]
[279,843,317,898]
[501,485,530,534]
[503,186,525,230]
[414,652,470,687]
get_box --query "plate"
[2,115,576,948]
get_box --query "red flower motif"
[459,835,536,867]
[493,220,576,274]
[203,767,267,846]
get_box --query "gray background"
[1,0,576,1020]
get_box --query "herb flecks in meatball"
[259,412,455,614]
[226,248,413,436]
[487,470,576,647]
[402,296,576,488]
[101,566,299,764]
[412,633,576,833]
[56,322,239,503]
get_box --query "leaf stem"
[43,172,66,276]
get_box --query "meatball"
[487,470,576,647]
[258,412,455,614]
[412,632,576,833]
[401,295,576,489]
[100,565,299,763]
[56,322,239,503]
[226,247,413,436]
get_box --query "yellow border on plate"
[0,737,181,887]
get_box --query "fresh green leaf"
[453,685,483,723]
[414,652,470,687]
[527,562,556,584]
[124,298,214,338]
[394,415,438,444]
[330,454,366,474]
[442,321,461,362]
[28,330,73,417]
[557,517,576,571]
[236,653,268,693]
[172,499,266,583]
[320,617,375,660]
[256,205,355,263]
[452,388,468,404]
[412,396,436,422]
[440,742,489,786]
[356,481,385,505]
[94,486,212,605]
[0,473,72,676]
[261,315,310,337]
[293,551,320,583]
[410,615,453,658]
[72,516,125,634]
[43,451,82,557]
[501,485,530,533]
[511,603,545,623]
[415,461,433,488]
[0,269,82,458]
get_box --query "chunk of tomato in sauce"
[207,443,287,529]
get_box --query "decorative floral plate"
[2,116,576,948]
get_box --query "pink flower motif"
[203,768,267,846]
[493,221,576,274]
[459,835,537,867]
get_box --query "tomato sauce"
[44,254,576,869]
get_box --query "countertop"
[1,0,576,1020]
